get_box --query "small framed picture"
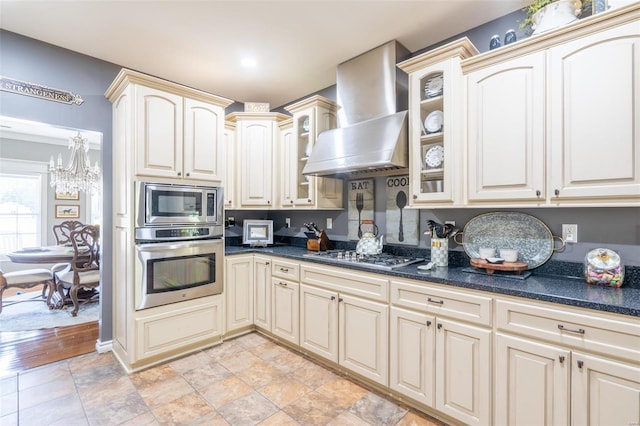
[55,204,80,219]
[55,191,79,200]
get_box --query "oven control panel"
[135,225,223,242]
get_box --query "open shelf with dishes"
[398,38,478,206]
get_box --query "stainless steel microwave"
[136,181,223,227]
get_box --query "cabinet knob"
[536,190,541,197]
[290,200,294,204]
[554,189,560,197]
[265,262,270,265]
[338,297,343,303]
[186,172,190,177]
[267,200,270,204]
[307,199,311,203]
[426,320,432,327]
[177,172,182,176]
[413,194,417,200]
[331,296,336,301]
[559,356,565,363]
[437,323,443,330]
[577,360,584,369]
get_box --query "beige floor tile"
[67,351,117,373]
[168,350,212,374]
[395,411,445,426]
[235,358,285,388]
[84,390,149,426]
[135,375,194,408]
[316,377,369,409]
[76,374,136,405]
[151,391,214,424]
[218,349,263,373]
[269,349,314,374]
[182,362,232,390]
[217,390,279,426]
[18,374,76,410]
[250,340,291,362]
[236,332,271,348]
[283,391,345,425]
[288,359,337,389]
[18,392,87,426]
[258,410,301,425]
[189,411,231,425]
[348,392,408,426]
[129,363,179,388]
[205,338,245,361]
[326,410,371,425]
[258,375,312,408]
[17,361,70,390]
[200,375,253,409]
[117,411,160,426]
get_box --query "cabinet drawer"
[271,259,299,281]
[300,264,389,303]
[391,280,492,326]
[496,298,640,363]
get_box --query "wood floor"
[0,321,98,374]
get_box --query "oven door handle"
[136,238,223,252]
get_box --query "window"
[0,159,48,254]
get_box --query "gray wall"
[0,30,121,343]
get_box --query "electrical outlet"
[562,224,578,243]
[227,216,235,226]
[285,217,291,228]
[326,218,333,230]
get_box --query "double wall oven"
[134,182,224,311]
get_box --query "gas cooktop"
[303,250,424,271]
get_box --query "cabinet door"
[572,351,640,426]
[495,333,570,426]
[239,119,274,207]
[548,22,640,202]
[222,123,236,208]
[389,307,435,406]
[435,318,491,426]
[466,52,546,202]
[135,85,183,178]
[272,279,299,345]
[339,294,389,386]
[225,256,253,333]
[183,98,224,182]
[253,256,271,331]
[299,284,338,362]
[279,123,296,208]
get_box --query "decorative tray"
[456,212,563,270]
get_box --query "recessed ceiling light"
[241,57,257,68]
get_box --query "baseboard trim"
[95,339,113,353]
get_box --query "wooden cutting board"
[470,258,528,275]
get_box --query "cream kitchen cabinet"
[253,255,272,331]
[390,279,492,426]
[133,83,230,183]
[495,297,640,426]
[225,255,254,334]
[282,95,343,209]
[271,258,300,345]
[222,121,236,209]
[227,112,289,208]
[300,264,389,386]
[397,39,477,207]
[463,7,640,206]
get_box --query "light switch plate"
[326,218,333,229]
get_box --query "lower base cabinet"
[225,255,254,333]
[300,283,389,386]
[390,308,491,426]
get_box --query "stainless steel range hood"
[303,40,410,178]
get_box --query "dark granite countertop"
[225,245,640,318]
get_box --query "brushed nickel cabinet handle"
[557,324,585,334]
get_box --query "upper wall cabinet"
[398,39,478,207]
[282,95,343,210]
[226,112,289,209]
[222,121,237,209]
[463,4,640,207]
[106,69,232,184]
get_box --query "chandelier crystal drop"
[49,132,100,195]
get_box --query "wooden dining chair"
[0,267,54,314]
[52,220,84,245]
[53,224,100,316]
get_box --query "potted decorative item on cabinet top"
[521,0,587,34]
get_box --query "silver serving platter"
[460,212,555,269]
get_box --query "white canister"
[431,238,448,267]
[479,247,496,259]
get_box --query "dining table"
[6,245,88,265]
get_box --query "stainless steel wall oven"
[134,182,224,311]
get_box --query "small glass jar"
[584,248,624,287]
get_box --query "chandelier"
[49,132,100,195]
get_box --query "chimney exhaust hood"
[303,40,410,178]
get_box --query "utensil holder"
[431,238,448,267]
